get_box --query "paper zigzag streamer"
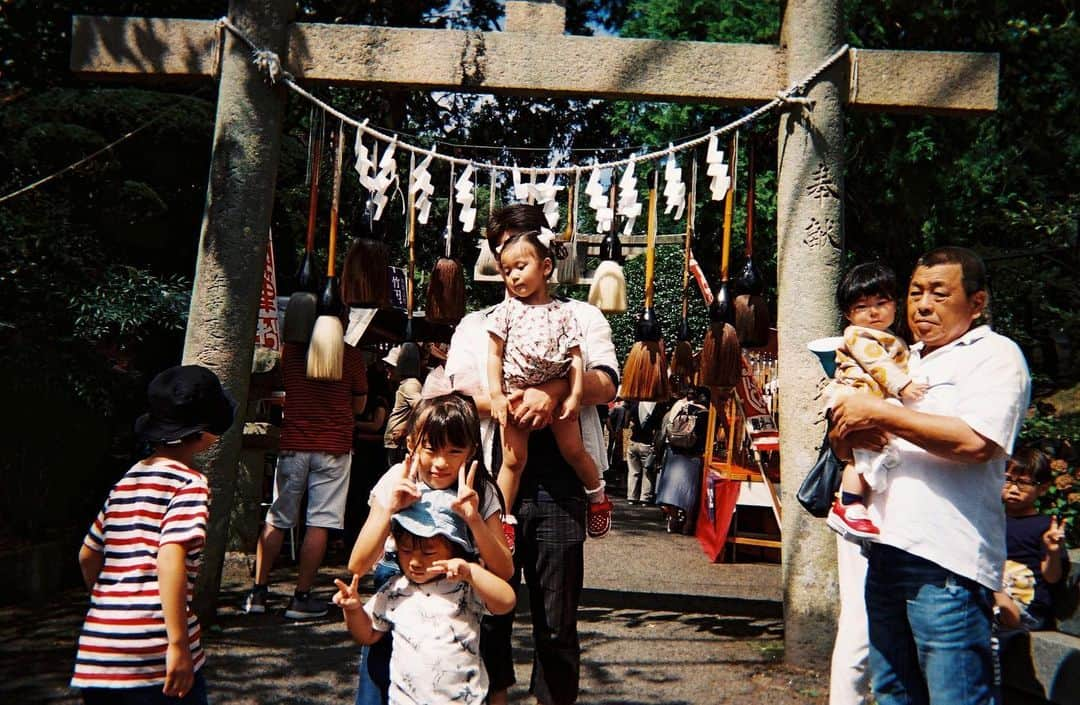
[663,146,686,220]
[585,167,614,234]
[353,124,375,191]
[706,135,731,202]
[531,171,563,229]
[455,163,477,233]
[370,137,397,220]
[617,161,641,235]
[410,148,436,224]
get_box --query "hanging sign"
[389,266,408,310]
[255,231,281,350]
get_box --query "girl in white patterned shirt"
[486,230,612,538]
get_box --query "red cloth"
[695,470,741,562]
[279,342,367,454]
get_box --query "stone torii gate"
[71,0,998,668]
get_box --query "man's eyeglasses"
[1004,475,1039,489]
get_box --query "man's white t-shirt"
[444,298,619,475]
[868,326,1031,590]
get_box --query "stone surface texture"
[72,16,997,113]
[775,0,845,671]
[181,0,294,623]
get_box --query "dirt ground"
[2,499,829,705]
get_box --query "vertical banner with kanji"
[256,230,281,350]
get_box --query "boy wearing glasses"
[994,446,1070,631]
[824,263,929,540]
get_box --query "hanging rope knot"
[251,49,287,84]
[777,90,815,109]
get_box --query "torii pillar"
[181,0,295,620]
[775,0,846,666]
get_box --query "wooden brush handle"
[681,157,697,320]
[304,119,323,253]
[563,178,575,241]
[745,139,755,258]
[644,178,658,308]
[721,135,738,280]
[407,154,416,318]
[720,177,734,280]
[327,121,345,278]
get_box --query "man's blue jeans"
[865,543,996,705]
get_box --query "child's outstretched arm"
[430,559,516,616]
[451,462,513,579]
[158,543,195,698]
[333,575,384,645]
[488,333,508,426]
[348,457,422,575]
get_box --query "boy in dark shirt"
[994,447,1070,631]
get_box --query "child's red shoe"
[826,499,880,541]
[586,497,613,538]
[501,515,517,554]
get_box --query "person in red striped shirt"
[72,365,235,705]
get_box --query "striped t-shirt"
[71,461,209,689]
[279,341,368,454]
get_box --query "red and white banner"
[255,231,281,350]
[689,254,714,306]
[735,354,779,453]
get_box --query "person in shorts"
[244,339,367,618]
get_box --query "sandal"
[586,497,613,538]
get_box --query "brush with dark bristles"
[284,111,323,345]
[426,164,466,325]
[735,138,771,348]
[670,155,698,392]
[700,134,741,391]
[621,172,670,402]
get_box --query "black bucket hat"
[135,365,237,445]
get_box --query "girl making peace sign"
[345,394,511,705]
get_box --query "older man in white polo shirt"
[831,247,1030,705]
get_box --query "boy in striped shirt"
[72,365,234,704]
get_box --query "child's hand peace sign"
[332,574,363,612]
[388,453,422,513]
[1043,516,1067,555]
[451,461,481,524]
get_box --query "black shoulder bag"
[796,428,843,518]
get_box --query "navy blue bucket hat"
[135,365,236,445]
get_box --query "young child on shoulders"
[824,263,929,540]
[72,365,235,705]
[994,446,1071,632]
[334,490,516,705]
[486,229,613,540]
[346,394,512,703]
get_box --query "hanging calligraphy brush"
[670,155,698,389]
[700,134,740,390]
[557,173,579,284]
[475,169,501,277]
[426,163,466,325]
[399,153,422,364]
[588,175,627,313]
[307,120,346,381]
[735,138,771,347]
[620,170,669,401]
[284,109,323,344]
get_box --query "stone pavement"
[1,497,828,704]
